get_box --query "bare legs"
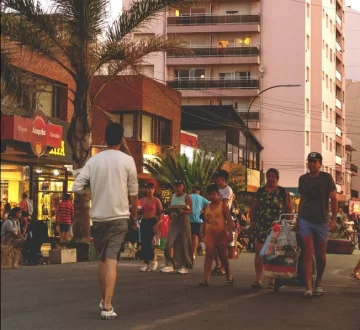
[192,235,199,257]
[204,243,231,282]
[99,259,118,310]
[253,243,274,286]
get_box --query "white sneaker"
[160,266,174,273]
[177,267,189,274]
[99,300,104,310]
[140,264,151,272]
[101,307,117,320]
[150,260,158,271]
[193,255,196,260]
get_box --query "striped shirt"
[56,201,74,225]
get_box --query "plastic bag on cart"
[274,221,297,258]
[259,222,281,259]
[264,255,299,279]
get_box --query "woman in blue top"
[160,180,193,274]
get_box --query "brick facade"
[91,75,182,173]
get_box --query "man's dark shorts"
[59,224,71,233]
[190,222,202,237]
[93,219,128,261]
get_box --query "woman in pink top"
[139,183,163,272]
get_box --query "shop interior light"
[35,168,42,174]
[53,169,60,176]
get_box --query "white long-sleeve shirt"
[72,149,138,222]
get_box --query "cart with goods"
[260,214,316,292]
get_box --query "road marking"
[132,290,270,330]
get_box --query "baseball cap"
[307,152,323,162]
[214,169,229,181]
[145,183,154,189]
[174,179,185,185]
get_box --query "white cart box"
[49,249,77,264]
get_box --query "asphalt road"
[1,252,359,330]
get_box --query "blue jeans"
[299,218,329,243]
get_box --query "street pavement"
[1,251,359,330]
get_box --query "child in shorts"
[199,184,235,287]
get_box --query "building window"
[306,98,310,113]
[141,115,153,143]
[37,84,62,119]
[326,105,328,118]
[330,49,332,62]
[326,75,328,88]
[330,78,333,92]
[233,145,239,163]
[326,135,328,149]
[156,117,171,146]
[227,144,233,161]
[330,108,333,122]
[322,102,324,112]
[326,44,328,58]
[330,20,333,33]
[307,3,310,18]
[120,114,135,139]
[326,14,329,28]
[307,35,310,49]
[306,131,310,145]
[322,133,324,142]
[239,148,244,164]
[330,138,332,151]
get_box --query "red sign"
[1,113,63,156]
[181,131,198,148]
[30,112,48,157]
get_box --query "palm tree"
[143,150,244,195]
[0,0,195,239]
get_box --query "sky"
[346,0,360,11]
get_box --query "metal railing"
[336,125,342,137]
[167,13,260,26]
[336,41,342,54]
[336,70,342,82]
[167,45,260,58]
[167,78,259,90]
[336,98,342,110]
[336,13,342,27]
[351,163,358,173]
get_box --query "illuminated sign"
[49,141,66,157]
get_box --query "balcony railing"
[336,125,342,137]
[336,154,342,165]
[167,45,260,58]
[167,77,259,90]
[336,70,342,82]
[336,41,342,54]
[351,163,358,173]
[336,98,342,110]
[336,13,342,27]
[167,13,260,26]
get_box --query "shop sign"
[49,141,66,156]
[1,114,63,157]
[30,112,48,157]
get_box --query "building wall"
[91,75,182,173]
[345,7,360,81]
[345,80,360,196]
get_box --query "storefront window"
[0,164,30,207]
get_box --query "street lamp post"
[244,84,301,191]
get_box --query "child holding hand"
[199,184,235,287]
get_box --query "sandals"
[304,290,313,298]
[211,267,225,276]
[225,277,234,287]
[251,281,263,290]
[314,287,324,296]
[351,271,360,280]
[267,283,275,290]
[198,280,209,287]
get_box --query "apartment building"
[123,0,347,198]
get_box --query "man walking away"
[73,123,138,320]
[189,186,209,260]
[56,194,74,242]
[298,152,337,298]
[19,193,33,217]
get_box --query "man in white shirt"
[73,123,138,320]
[212,170,234,275]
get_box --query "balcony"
[336,125,342,137]
[167,45,260,65]
[336,13,342,27]
[336,183,342,193]
[336,98,342,110]
[336,154,342,166]
[346,161,358,175]
[336,70,342,82]
[167,77,260,97]
[167,13,261,34]
[237,111,260,130]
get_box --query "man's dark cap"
[307,152,323,162]
[174,179,185,185]
[145,183,155,189]
[215,169,229,180]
